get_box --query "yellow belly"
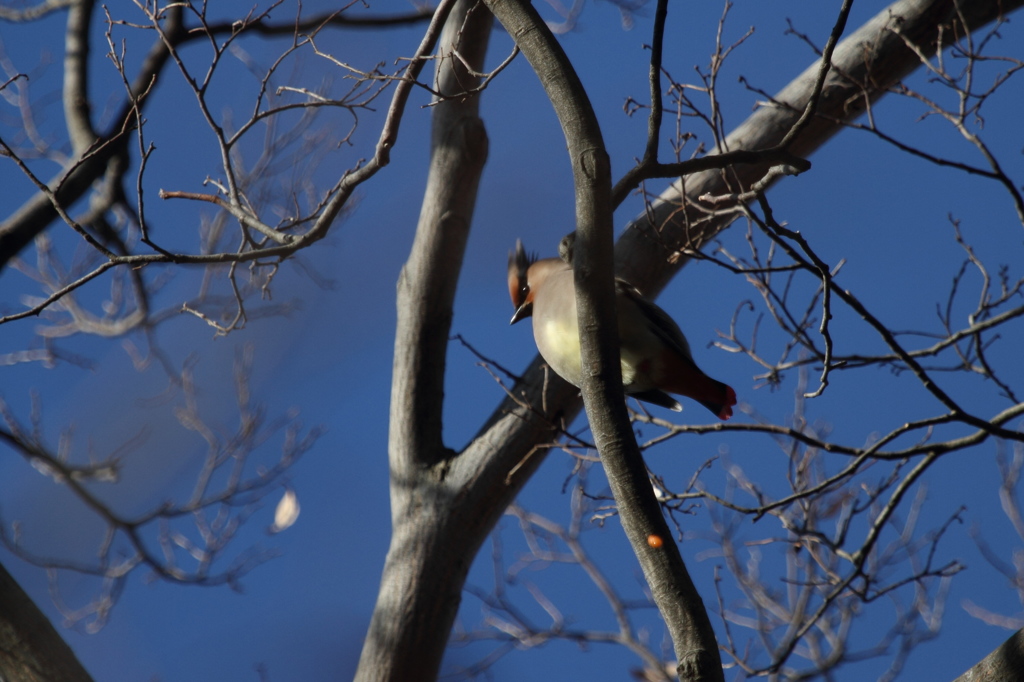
[536,317,645,390]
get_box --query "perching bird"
[508,235,737,420]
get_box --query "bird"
[508,234,737,420]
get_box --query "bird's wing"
[615,279,695,363]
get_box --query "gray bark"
[481,0,724,678]
[356,1,1024,680]
[0,562,94,682]
[952,629,1024,682]
[0,3,183,272]
[616,0,1024,296]
[354,3,496,680]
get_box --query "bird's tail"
[693,380,737,420]
[662,370,736,420]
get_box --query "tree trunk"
[355,2,495,680]
[0,562,94,682]
[356,1,1024,679]
[952,629,1024,682]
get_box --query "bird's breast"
[535,315,583,386]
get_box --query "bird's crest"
[507,239,537,309]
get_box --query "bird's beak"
[510,302,532,325]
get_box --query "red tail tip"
[718,386,738,420]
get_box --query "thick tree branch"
[0,0,73,21]
[482,1,724,679]
[199,6,436,34]
[353,1,1024,680]
[0,5,185,272]
[354,2,492,680]
[0,3,436,274]
[614,0,1024,296]
[62,0,96,153]
[0,562,94,682]
[952,628,1024,682]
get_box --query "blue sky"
[2,1,1023,680]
